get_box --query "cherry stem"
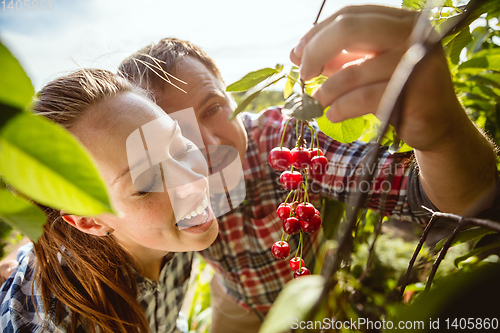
[303,172,309,202]
[302,184,309,203]
[306,124,314,150]
[280,230,285,244]
[295,231,301,259]
[299,121,306,148]
[307,124,320,155]
[286,235,290,242]
[296,120,300,147]
[284,190,294,204]
[299,231,304,271]
[280,117,292,149]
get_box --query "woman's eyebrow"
[112,120,179,187]
[112,158,147,187]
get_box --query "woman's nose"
[161,159,208,199]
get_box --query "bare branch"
[398,214,438,299]
[425,219,467,291]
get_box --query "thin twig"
[314,0,327,25]
[422,206,500,232]
[398,214,439,299]
[425,219,467,291]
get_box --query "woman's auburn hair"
[32,69,150,333]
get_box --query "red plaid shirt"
[199,107,430,318]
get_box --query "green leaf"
[283,93,324,121]
[403,0,452,10]
[467,25,492,57]
[446,27,473,65]
[284,66,299,99]
[458,48,500,74]
[0,189,46,241]
[226,68,279,92]
[402,0,425,10]
[443,0,500,40]
[0,113,114,216]
[0,103,21,129]
[259,275,325,333]
[468,73,500,90]
[304,75,327,96]
[230,75,285,119]
[435,227,497,251]
[454,242,500,267]
[0,42,35,127]
[317,110,365,143]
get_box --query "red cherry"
[268,147,292,171]
[271,241,290,259]
[293,267,311,278]
[311,155,328,175]
[280,171,303,191]
[300,214,322,233]
[289,257,305,271]
[283,217,301,235]
[290,147,311,169]
[296,202,316,222]
[309,148,324,157]
[276,203,291,221]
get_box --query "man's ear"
[60,213,107,237]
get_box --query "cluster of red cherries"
[268,127,328,278]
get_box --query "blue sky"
[0,0,402,91]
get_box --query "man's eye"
[206,105,220,117]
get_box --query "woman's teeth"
[180,198,208,221]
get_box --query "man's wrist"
[414,112,497,214]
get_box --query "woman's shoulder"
[0,243,59,332]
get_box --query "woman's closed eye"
[135,173,161,197]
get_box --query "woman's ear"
[60,211,108,236]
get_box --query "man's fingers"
[325,82,387,123]
[312,48,403,108]
[292,5,415,58]
[300,13,414,81]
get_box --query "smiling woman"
[0,69,218,333]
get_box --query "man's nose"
[200,126,221,146]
